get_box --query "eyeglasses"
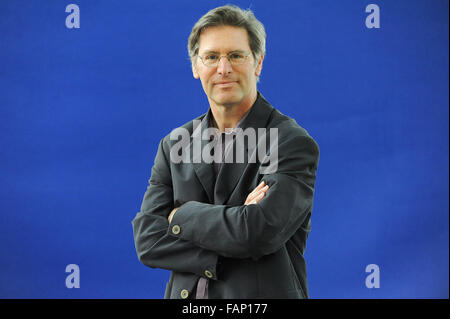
[197,52,251,67]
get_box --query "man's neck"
[209,90,257,132]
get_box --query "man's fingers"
[245,184,269,205]
[250,182,268,197]
[250,181,265,196]
[246,184,268,203]
[250,191,266,205]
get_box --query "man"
[132,5,319,299]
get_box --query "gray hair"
[188,5,266,63]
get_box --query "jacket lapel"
[214,93,274,205]
[191,111,215,204]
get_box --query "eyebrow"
[200,49,247,55]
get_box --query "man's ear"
[191,57,200,79]
[255,54,264,77]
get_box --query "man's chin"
[211,91,243,107]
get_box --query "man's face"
[192,25,263,108]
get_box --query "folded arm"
[169,133,320,260]
[132,140,219,278]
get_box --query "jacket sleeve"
[168,131,319,260]
[132,139,219,279]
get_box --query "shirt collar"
[205,104,252,136]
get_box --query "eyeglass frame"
[196,51,252,68]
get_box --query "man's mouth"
[214,81,237,87]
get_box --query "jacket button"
[204,270,213,279]
[180,289,189,299]
[172,225,181,235]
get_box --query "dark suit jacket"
[132,93,319,299]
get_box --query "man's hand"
[168,207,179,224]
[244,180,269,205]
[168,181,269,223]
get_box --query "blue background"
[0,0,448,298]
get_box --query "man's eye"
[230,53,244,60]
[205,55,218,61]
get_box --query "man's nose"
[216,56,233,75]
